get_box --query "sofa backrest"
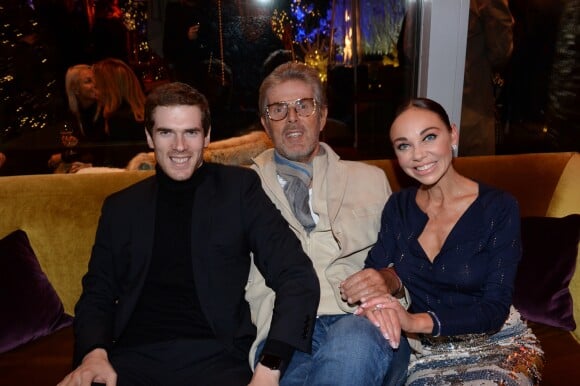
[365,152,579,218]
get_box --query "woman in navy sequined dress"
[354,98,543,385]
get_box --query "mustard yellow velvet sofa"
[0,151,578,385]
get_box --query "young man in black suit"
[58,82,319,386]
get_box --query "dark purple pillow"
[513,214,580,330]
[0,230,73,353]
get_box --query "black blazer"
[73,164,319,365]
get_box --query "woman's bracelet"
[426,310,442,337]
[383,268,403,295]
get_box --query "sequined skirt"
[406,307,544,385]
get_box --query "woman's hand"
[352,294,403,348]
[358,295,435,336]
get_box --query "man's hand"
[57,348,117,386]
[340,268,394,305]
[248,363,280,386]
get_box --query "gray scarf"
[274,151,315,233]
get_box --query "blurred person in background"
[92,57,146,141]
[63,64,106,141]
[50,59,146,173]
[163,0,208,89]
[48,64,107,171]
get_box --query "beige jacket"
[245,143,391,364]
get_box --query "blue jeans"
[255,314,410,386]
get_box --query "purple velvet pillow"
[0,230,73,353]
[513,214,580,330]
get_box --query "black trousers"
[104,339,252,386]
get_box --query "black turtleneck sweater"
[118,164,215,347]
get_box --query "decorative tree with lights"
[271,0,332,81]
[271,0,405,80]
[0,0,59,140]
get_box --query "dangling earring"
[451,144,458,156]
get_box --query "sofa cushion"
[0,230,73,353]
[513,214,580,330]
[204,130,273,165]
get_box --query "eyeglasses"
[265,98,317,121]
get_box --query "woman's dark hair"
[394,98,452,131]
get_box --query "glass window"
[499,0,580,153]
[8,0,577,175]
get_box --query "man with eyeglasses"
[245,62,410,385]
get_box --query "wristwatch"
[259,353,284,371]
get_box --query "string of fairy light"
[217,0,226,86]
